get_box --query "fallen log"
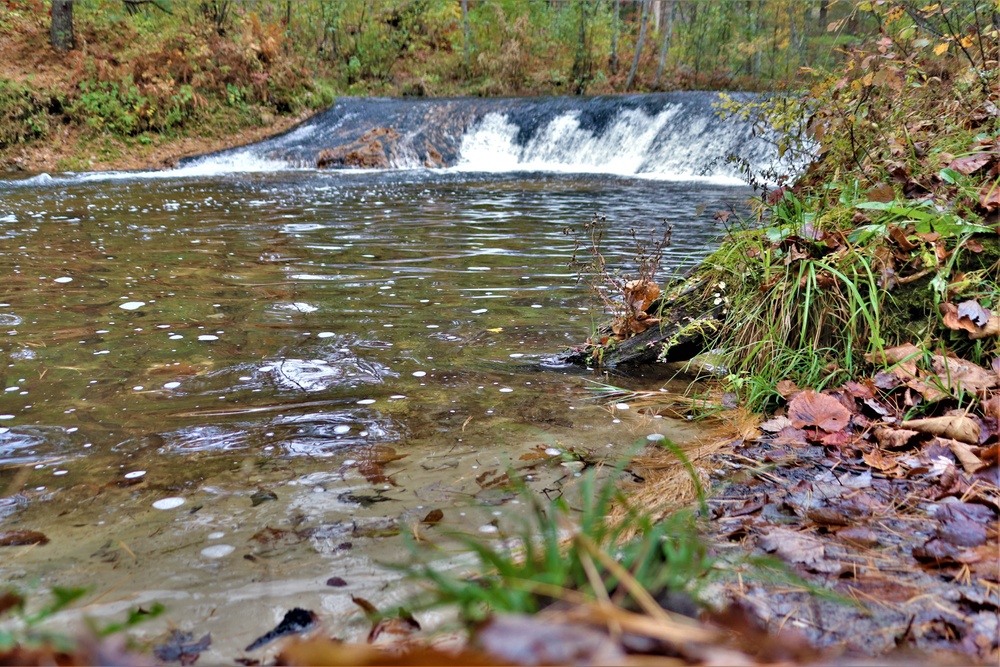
[556,277,723,368]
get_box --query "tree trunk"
[461,0,471,72]
[610,0,620,74]
[654,0,675,86]
[50,0,74,52]
[625,0,650,90]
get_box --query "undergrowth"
[703,0,1000,411]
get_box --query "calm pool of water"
[0,168,742,658]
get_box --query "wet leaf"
[941,302,979,333]
[937,519,987,547]
[759,415,793,433]
[623,279,661,313]
[473,615,625,666]
[837,526,881,548]
[969,316,1000,340]
[420,509,444,525]
[900,416,980,444]
[758,527,825,565]
[929,355,998,395]
[250,490,278,507]
[942,438,984,474]
[957,300,991,327]
[947,153,993,175]
[245,608,317,651]
[0,530,49,546]
[775,380,799,398]
[154,630,211,665]
[867,183,895,203]
[978,181,1000,211]
[787,390,852,432]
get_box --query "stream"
[0,94,779,660]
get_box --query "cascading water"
[178,93,802,184]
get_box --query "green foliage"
[0,80,50,149]
[407,458,715,623]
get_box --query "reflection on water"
[0,169,741,659]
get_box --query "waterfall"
[175,93,804,183]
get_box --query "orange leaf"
[787,390,852,432]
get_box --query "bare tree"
[625,0,651,90]
[654,0,675,86]
[50,0,74,52]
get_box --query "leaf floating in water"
[0,530,49,546]
[250,490,278,507]
[154,629,211,665]
[245,608,317,652]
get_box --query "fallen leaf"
[775,380,799,398]
[420,509,444,525]
[0,530,49,546]
[837,526,881,548]
[758,527,825,565]
[154,630,211,666]
[940,437,984,474]
[900,416,981,444]
[970,316,1000,339]
[941,302,979,333]
[760,415,793,433]
[929,355,998,394]
[473,615,626,666]
[863,446,902,473]
[947,153,993,175]
[867,183,895,202]
[978,180,1000,211]
[957,300,991,327]
[787,390,852,432]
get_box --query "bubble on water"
[259,366,274,372]
[168,334,183,340]
[200,544,235,559]
[119,301,145,311]
[198,335,219,341]
[317,332,335,338]
[426,324,439,329]
[133,386,144,391]
[356,399,376,405]
[207,531,225,540]
[545,448,562,456]
[646,433,666,442]
[612,419,621,424]
[389,395,406,400]
[468,267,491,271]
[124,470,146,479]
[54,277,73,284]
[53,470,68,476]
[0,415,14,420]
[152,497,185,510]
[471,308,488,314]
[509,353,524,358]
[157,324,171,329]
[531,304,543,308]
[615,403,630,410]
[478,525,499,534]
[334,425,351,435]
[500,388,515,394]
[238,376,252,382]
[163,382,181,389]
[412,371,426,377]
[5,387,16,392]
[94,350,110,355]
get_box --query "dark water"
[0,164,746,656]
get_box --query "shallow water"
[0,168,742,659]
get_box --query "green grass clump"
[407,456,714,624]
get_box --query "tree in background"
[50,0,74,51]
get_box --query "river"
[0,93,779,660]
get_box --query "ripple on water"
[262,353,395,392]
[0,426,72,465]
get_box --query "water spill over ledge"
[0,94,774,661]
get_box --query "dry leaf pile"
[709,344,999,661]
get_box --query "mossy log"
[557,277,723,368]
